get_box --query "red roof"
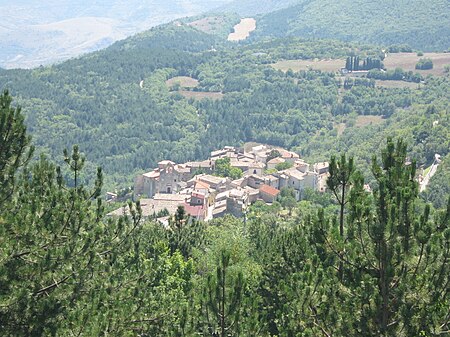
[195,181,210,190]
[259,184,280,197]
[183,202,206,218]
[192,192,206,199]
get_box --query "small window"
[174,179,177,182]
[253,169,257,174]
[197,199,201,204]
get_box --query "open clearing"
[166,76,199,89]
[271,53,450,78]
[272,59,345,72]
[187,16,226,34]
[355,115,385,127]
[376,80,420,89]
[228,18,256,41]
[383,53,450,76]
[335,123,346,136]
[176,91,223,100]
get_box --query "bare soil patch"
[187,16,225,34]
[376,80,420,89]
[383,53,450,76]
[228,18,256,41]
[272,59,345,72]
[335,123,346,136]
[355,115,385,127]
[166,76,199,89]
[177,91,224,100]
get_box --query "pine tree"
[200,249,244,337]
[327,155,355,239]
[344,138,449,335]
[0,90,34,206]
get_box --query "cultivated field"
[166,76,199,89]
[271,53,450,78]
[376,80,420,89]
[272,59,345,72]
[177,91,224,100]
[333,116,384,136]
[383,52,450,76]
[228,18,256,41]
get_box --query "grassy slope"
[252,0,450,51]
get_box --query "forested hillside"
[251,0,450,51]
[0,22,449,203]
[1,6,449,336]
[216,0,299,15]
[1,97,449,334]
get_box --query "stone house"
[279,149,300,163]
[247,162,265,176]
[248,174,266,189]
[259,184,280,203]
[135,160,191,198]
[267,157,285,170]
[314,162,329,175]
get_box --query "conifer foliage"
[0,92,448,336]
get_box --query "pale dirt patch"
[335,123,346,136]
[166,76,199,89]
[376,80,420,89]
[176,91,224,100]
[355,115,385,127]
[383,52,450,76]
[272,59,345,72]
[228,18,256,41]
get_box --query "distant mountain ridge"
[216,0,299,16]
[0,0,233,69]
[250,0,450,51]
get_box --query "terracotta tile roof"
[195,181,210,190]
[183,203,206,218]
[250,162,266,168]
[267,157,285,164]
[259,184,280,197]
[279,149,300,159]
[192,192,206,199]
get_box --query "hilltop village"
[109,145,329,221]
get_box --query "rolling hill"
[250,0,450,51]
[0,0,234,69]
[216,0,299,16]
[0,21,448,202]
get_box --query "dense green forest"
[251,0,450,51]
[0,11,448,199]
[1,91,449,335]
[1,5,449,335]
[0,23,448,206]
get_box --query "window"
[253,169,257,174]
